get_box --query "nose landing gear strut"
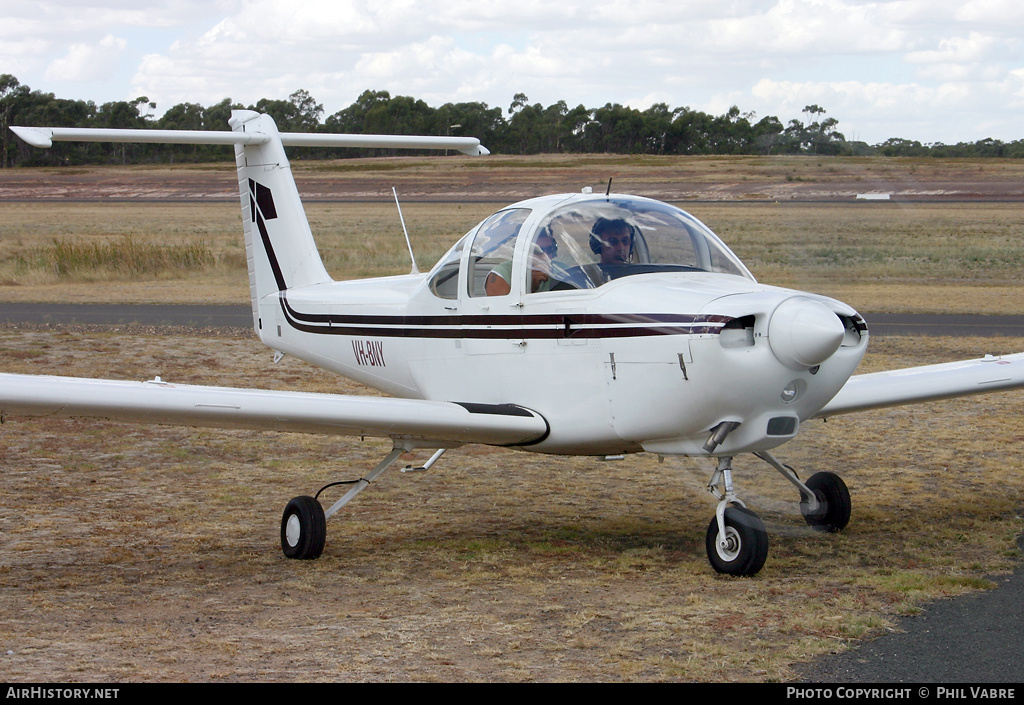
[703,452,852,576]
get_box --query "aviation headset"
[589,217,637,260]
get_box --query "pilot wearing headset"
[590,217,635,265]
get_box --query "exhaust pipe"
[704,421,741,454]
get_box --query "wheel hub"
[716,527,741,561]
[285,513,301,548]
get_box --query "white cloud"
[954,0,1024,24]
[702,0,908,55]
[747,76,1024,143]
[45,35,127,81]
[906,32,998,66]
[4,0,1023,144]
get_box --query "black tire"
[705,505,769,576]
[280,495,326,560]
[801,471,851,533]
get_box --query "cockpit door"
[460,208,531,355]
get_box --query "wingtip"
[10,126,54,149]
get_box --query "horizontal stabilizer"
[0,373,546,447]
[9,125,489,156]
[815,351,1024,417]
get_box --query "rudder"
[229,110,332,332]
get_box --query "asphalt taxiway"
[2,303,1024,337]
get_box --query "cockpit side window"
[469,208,531,297]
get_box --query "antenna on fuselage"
[605,178,613,198]
[392,187,419,275]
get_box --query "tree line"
[2,74,1022,167]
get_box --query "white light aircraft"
[5,111,1024,576]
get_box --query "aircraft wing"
[0,373,547,448]
[814,352,1024,417]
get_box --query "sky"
[3,0,1023,146]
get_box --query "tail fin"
[229,111,331,328]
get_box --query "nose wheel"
[704,456,769,576]
[705,505,769,576]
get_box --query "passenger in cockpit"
[485,228,563,295]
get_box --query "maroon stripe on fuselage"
[278,294,731,340]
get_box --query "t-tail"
[10,112,490,334]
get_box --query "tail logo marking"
[248,178,288,292]
[249,179,278,221]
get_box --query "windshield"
[531,197,753,290]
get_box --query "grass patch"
[19,236,214,279]
[3,194,1024,313]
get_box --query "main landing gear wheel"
[705,505,769,576]
[281,495,326,560]
[801,471,851,533]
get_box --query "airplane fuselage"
[258,269,868,457]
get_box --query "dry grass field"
[1,155,1023,682]
[1,329,1022,682]
[2,153,1023,313]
